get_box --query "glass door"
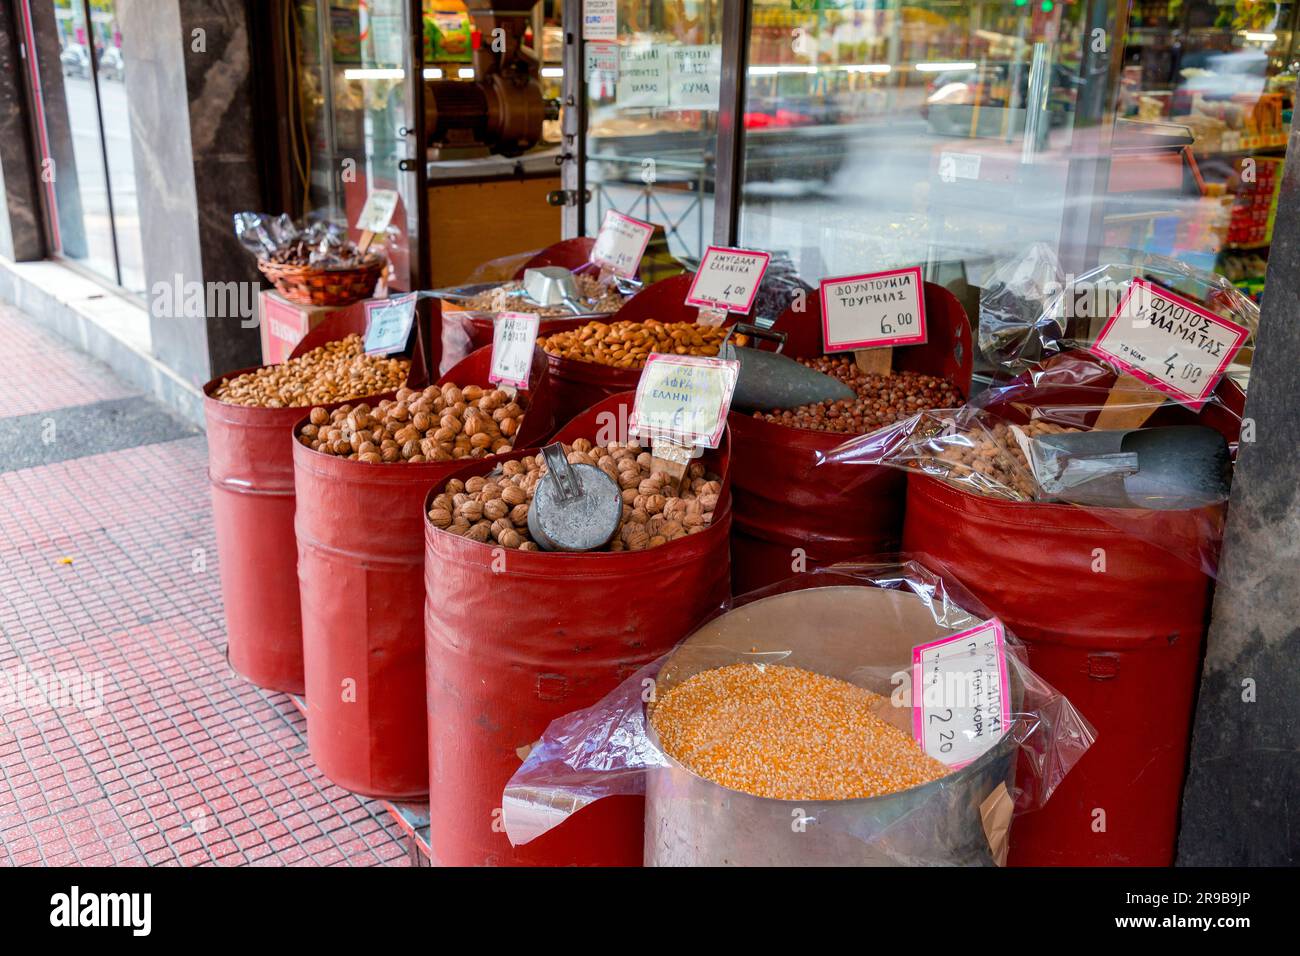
[575,0,727,263]
[290,0,425,290]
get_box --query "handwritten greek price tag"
[591,211,654,277]
[630,354,739,449]
[355,188,400,234]
[911,619,1011,769]
[363,292,417,356]
[1090,278,1249,411]
[685,246,771,314]
[820,266,927,351]
[489,312,541,389]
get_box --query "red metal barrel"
[542,273,718,425]
[202,313,429,694]
[293,346,555,798]
[729,282,973,593]
[423,392,733,865]
[901,352,1244,866]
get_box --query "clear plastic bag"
[502,559,1096,866]
[231,211,388,269]
[979,246,1257,383]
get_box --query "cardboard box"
[258,291,366,365]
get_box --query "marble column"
[1176,130,1300,865]
[0,3,44,262]
[120,0,264,386]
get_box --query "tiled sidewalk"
[0,305,408,866]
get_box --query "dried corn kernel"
[651,663,948,801]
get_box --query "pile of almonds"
[539,319,729,369]
[214,334,409,408]
[428,438,722,551]
[753,358,962,435]
[463,274,625,317]
[299,382,525,463]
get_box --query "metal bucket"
[645,585,1019,866]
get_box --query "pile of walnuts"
[299,382,525,463]
[428,438,722,551]
[214,334,409,408]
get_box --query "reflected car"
[60,44,90,79]
[921,62,1082,137]
[98,46,125,82]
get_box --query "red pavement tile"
[0,437,409,866]
[0,305,134,418]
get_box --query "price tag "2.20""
[489,312,541,389]
[911,619,1011,769]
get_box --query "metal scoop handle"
[541,443,582,501]
[723,323,786,354]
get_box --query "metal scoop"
[527,443,623,551]
[721,324,855,412]
[1027,424,1230,509]
[522,267,585,315]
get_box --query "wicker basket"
[258,257,383,307]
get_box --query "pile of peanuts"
[428,437,722,551]
[651,663,949,801]
[299,382,525,463]
[923,418,1076,500]
[753,358,962,435]
[463,274,625,317]
[214,334,409,408]
[539,319,729,369]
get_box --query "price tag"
[1090,278,1249,411]
[363,292,418,356]
[590,211,655,277]
[819,266,927,351]
[684,245,771,314]
[489,311,541,389]
[911,619,1011,769]
[355,188,400,235]
[629,354,739,449]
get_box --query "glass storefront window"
[736,0,1294,369]
[25,0,144,293]
[582,1,725,262]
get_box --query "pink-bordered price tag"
[819,266,927,352]
[1090,278,1249,411]
[629,353,739,449]
[489,312,541,389]
[684,245,771,315]
[911,619,1011,769]
[590,210,654,278]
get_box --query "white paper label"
[355,188,399,234]
[616,45,669,108]
[938,151,981,182]
[489,312,541,389]
[630,354,739,449]
[1090,278,1249,411]
[363,292,417,356]
[669,45,721,109]
[911,619,1011,769]
[591,211,655,277]
[585,42,618,96]
[684,245,771,314]
[820,266,927,352]
[582,0,617,41]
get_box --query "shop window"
[735,0,1293,368]
[22,0,145,293]
[580,1,725,263]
